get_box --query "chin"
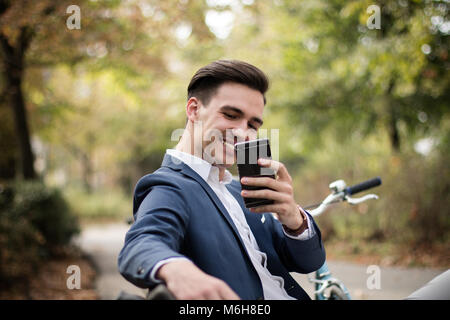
[213,155,235,167]
[216,161,234,169]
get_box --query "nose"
[231,127,254,144]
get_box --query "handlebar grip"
[345,177,382,195]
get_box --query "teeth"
[223,141,234,148]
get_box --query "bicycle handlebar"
[344,177,381,195]
[306,177,382,217]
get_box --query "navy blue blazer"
[118,154,326,300]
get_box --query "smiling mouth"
[222,135,238,144]
[223,140,234,148]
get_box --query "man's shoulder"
[135,166,189,192]
[133,166,199,214]
[134,163,211,198]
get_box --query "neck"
[175,123,226,182]
[218,167,225,181]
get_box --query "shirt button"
[137,267,145,275]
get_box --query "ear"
[186,97,200,122]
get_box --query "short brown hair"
[187,60,269,106]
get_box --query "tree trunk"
[389,107,400,152]
[0,107,18,180]
[0,28,37,179]
[386,79,400,152]
[81,152,93,193]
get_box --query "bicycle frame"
[309,261,351,300]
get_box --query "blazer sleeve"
[270,211,326,274]
[118,179,190,288]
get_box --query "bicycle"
[303,177,382,300]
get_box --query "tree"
[0,0,214,181]
[0,0,40,179]
[277,0,449,151]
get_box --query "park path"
[75,222,447,300]
[74,223,147,299]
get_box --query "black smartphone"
[234,138,276,208]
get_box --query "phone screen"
[234,138,276,208]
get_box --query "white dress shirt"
[150,149,315,300]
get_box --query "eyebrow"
[220,105,264,126]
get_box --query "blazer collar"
[165,149,233,185]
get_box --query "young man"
[118,60,325,300]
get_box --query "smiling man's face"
[192,82,265,168]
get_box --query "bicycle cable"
[303,198,343,210]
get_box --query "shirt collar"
[166,149,233,185]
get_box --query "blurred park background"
[0,0,449,298]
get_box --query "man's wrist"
[153,257,191,282]
[282,206,308,236]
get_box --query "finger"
[241,176,291,193]
[258,158,292,183]
[241,188,287,202]
[219,286,241,300]
[249,204,284,214]
[241,176,276,188]
[204,289,222,300]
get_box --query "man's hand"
[156,259,240,300]
[240,158,304,230]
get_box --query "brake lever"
[344,194,379,205]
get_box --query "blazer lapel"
[161,154,251,259]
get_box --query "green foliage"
[0,200,43,284]
[294,131,450,247]
[63,186,130,222]
[0,181,79,284]
[382,142,450,244]
[10,181,80,246]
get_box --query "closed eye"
[223,112,238,120]
[222,110,259,130]
[248,123,257,130]
[220,105,263,126]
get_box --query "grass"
[63,186,131,224]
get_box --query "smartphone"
[234,138,276,208]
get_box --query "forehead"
[209,82,265,115]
